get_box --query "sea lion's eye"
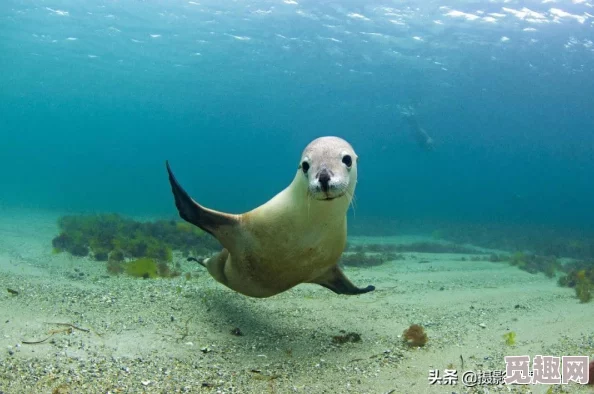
[342,155,352,168]
[301,161,310,174]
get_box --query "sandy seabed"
[0,208,592,394]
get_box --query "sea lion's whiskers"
[346,189,356,217]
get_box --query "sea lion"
[166,136,375,298]
[404,113,434,151]
[399,105,435,151]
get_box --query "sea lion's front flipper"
[310,265,375,295]
[166,161,239,242]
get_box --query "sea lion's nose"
[318,169,331,192]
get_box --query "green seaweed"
[125,258,159,279]
[573,269,593,303]
[503,331,516,346]
[109,249,125,262]
[557,261,594,303]
[156,260,181,278]
[107,257,179,279]
[506,252,561,277]
[575,279,592,303]
[50,214,221,274]
[93,248,110,261]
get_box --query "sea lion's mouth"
[317,192,345,201]
[308,187,347,201]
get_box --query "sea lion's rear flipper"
[166,161,239,243]
[310,265,375,295]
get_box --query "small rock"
[230,327,243,336]
[479,323,486,328]
[141,380,151,386]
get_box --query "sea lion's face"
[298,136,358,201]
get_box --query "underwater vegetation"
[340,251,404,267]
[437,223,594,261]
[52,213,219,260]
[347,242,483,255]
[505,252,562,278]
[51,214,219,278]
[125,258,159,279]
[502,331,516,346]
[557,260,594,303]
[107,256,183,279]
[340,241,485,268]
[402,324,428,347]
[481,251,594,304]
[490,251,593,303]
[109,257,182,279]
[332,331,362,345]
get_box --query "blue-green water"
[1,0,593,234]
[1,4,594,392]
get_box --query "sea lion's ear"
[165,161,239,239]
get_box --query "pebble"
[479,323,486,328]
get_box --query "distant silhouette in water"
[399,106,435,151]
